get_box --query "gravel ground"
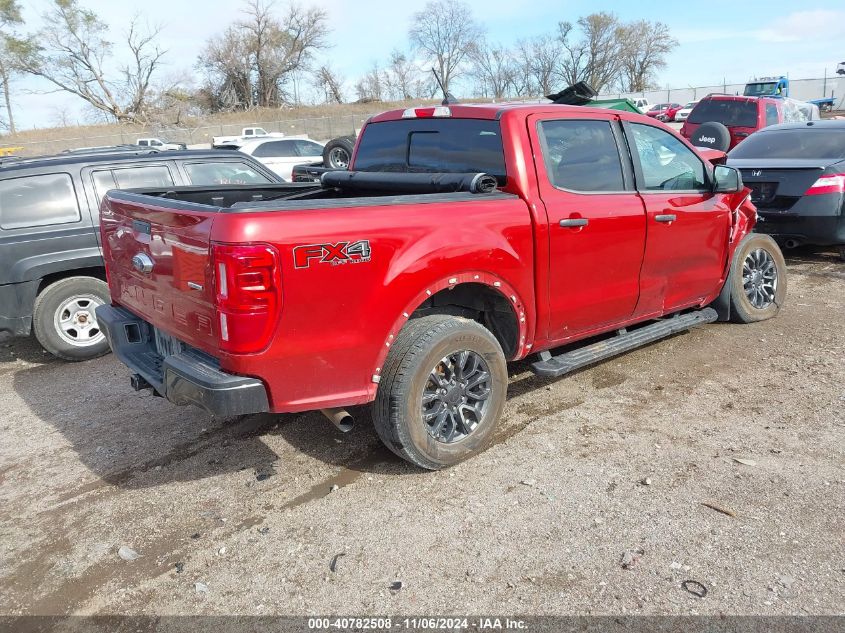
[0,249,843,618]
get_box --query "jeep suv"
[681,95,819,150]
[681,96,782,150]
[0,149,279,360]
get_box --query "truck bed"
[112,184,515,214]
[98,173,533,414]
[117,171,504,211]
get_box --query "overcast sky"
[7,0,845,130]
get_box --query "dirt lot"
[0,250,843,618]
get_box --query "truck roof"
[702,94,776,103]
[0,149,246,174]
[369,102,632,123]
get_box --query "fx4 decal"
[293,240,372,269]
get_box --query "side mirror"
[713,165,743,193]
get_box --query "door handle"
[559,218,589,228]
[655,214,677,223]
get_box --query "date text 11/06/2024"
[307,617,528,630]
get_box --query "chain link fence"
[2,113,370,157]
[600,76,845,111]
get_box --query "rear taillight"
[805,173,845,196]
[212,243,281,354]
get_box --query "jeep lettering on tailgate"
[293,240,372,268]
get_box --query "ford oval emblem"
[132,253,154,274]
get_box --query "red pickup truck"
[96,103,787,469]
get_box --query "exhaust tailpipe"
[320,408,354,433]
[784,239,799,249]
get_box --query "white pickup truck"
[211,127,284,149]
[136,137,186,151]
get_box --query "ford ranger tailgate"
[100,193,220,355]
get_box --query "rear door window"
[113,165,175,189]
[629,124,707,191]
[537,119,625,192]
[293,140,324,157]
[92,170,118,204]
[253,141,298,158]
[183,161,273,185]
[0,173,81,230]
[765,103,779,126]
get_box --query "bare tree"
[200,26,253,110]
[199,0,329,111]
[557,12,624,93]
[515,34,562,97]
[408,0,482,95]
[14,0,165,123]
[384,50,419,100]
[243,0,329,106]
[617,20,677,92]
[470,40,516,99]
[354,63,385,103]
[0,0,24,133]
[147,72,207,125]
[123,18,168,120]
[314,64,344,103]
[48,104,73,128]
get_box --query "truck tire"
[322,136,355,169]
[727,234,787,323]
[838,245,845,262]
[373,315,508,470]
[32,276,111,361]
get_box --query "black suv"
[0,149,279,360]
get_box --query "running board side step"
[530,308,718,378]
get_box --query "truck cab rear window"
[0,173,80,230]
[354,119,506,182]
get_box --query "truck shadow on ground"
[9,346,286,491]
[8,311,715,494]
[8,337,416,492]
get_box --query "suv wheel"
[728,234,787,323]
[32,276,111,361]
[373,315,508,470]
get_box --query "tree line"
[0,0,677,133]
